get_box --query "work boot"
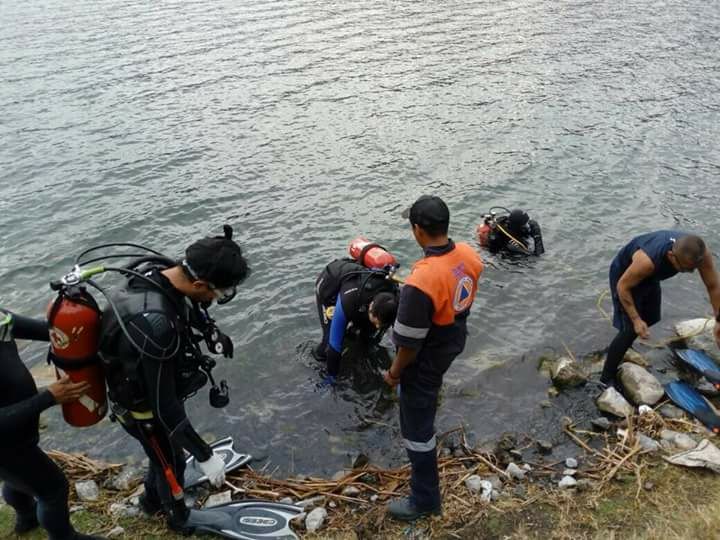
[14,511,39,534]
[387,497,440,522]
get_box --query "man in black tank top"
[600,232,720,385]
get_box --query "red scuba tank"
[47,287,107,427]
[477,222,491,247]
[348,237,398,269]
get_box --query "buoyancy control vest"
[98,263,196,412]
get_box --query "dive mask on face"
[210,284,237,305]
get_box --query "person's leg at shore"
[389,387,441,520]
[0,445,104,540]
[601,281,659,386]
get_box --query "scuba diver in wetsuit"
[98,226,249,532]
[0,310,104,540]
[313,258,400,383]
[478,208,544,256]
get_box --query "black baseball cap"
[184,225,249,288]
[401,195,450,228]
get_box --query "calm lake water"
[1,0,719,473]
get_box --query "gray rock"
[305,507,328,533]
[491,489,501,501]
[623,349,649,367]
[485,475,503,490]
[637,433,661,453]
[644,482,655,491]
[559,476,577,489]
[75,480,100,502]
[465,475,483,493]
[111,466,141,491]
[453,447,467,458]
[204,491,232,508]
[659,404,687,420]
[296,495,325,509]
[341,486,360,497]
[660,429,698,451]
[109,502,139,518]
[565,458,578,469]
[619,363,664,405]
[551,357,588,388]
[107,526,125,538]
[440,448,452,458]
[591,417,612,431]
[512,485,527,498]
[597,387,634,417]
[370,494,379,503]
[279,497,294,505]
[506,463,526,480]
[563,469,577,476]
[697,379,720,397]
[331,470,347,482]
[536,440,553,454]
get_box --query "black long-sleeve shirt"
[0,310,54,453]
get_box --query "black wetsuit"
[0,310,90,540]
[487,217,544,256]
[315,259,398,376]
[99,268,212,520]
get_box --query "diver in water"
[313,257,400,383]
[99,226,249,532]
[0,310,105,540]
[477,208,544,256]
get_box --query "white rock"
[506,463,526,480]
[204,490,232,508]
[563,469,577,476]
[638,405,654,415]
[675,318,715,338]
[559,476,577,488]
[109,502,139,517]
[69,505,84,513]
[479,481,493,502]
[597,387,634,417]
[619,363,664,405]
[522,464,532,472]
[329,501,337,509]
[75,480,100,502]
[107,526,125,538]
[565,458,578,469]
[370,494,379,503]
[660,429,698,451]
[296,495,325,509]
[465,475,483,493]
[305,507,328,533]
[279,497,294,505]
[341,486,361,497]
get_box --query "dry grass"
[4,416,720,539]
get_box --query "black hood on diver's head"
[185,225,250,288]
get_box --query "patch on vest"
[453,276,474,312]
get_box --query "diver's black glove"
[205,327,234,358]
